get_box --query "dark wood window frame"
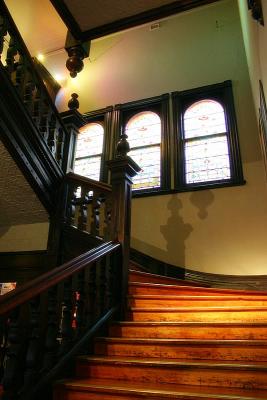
[76,106,113,182]
[114,94,171,196]
[172,80,245,191]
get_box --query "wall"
[238,0,267,116]
[0,142,49,251]
[55,0,267,275]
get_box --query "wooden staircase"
[54,270,267,399]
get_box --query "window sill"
[132,179,246,198]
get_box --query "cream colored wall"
[56,0,267,274]
[0,223,49,252]
[238,0,267,114]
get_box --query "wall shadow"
[189,190,214,220]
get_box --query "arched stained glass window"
[126,111,161,190]
[74,122,104,181]
[183,99,231,184]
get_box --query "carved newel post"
[107,133,141,316]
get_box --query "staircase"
[54,269,267,400]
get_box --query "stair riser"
[54,386,231,400]
[127,310,267,323]
[94,342,267,362]
[128,299,267,307]
[76,361,267,390]
[109,325,267,340]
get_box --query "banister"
[0,241,120,315]
[65,172,112,192]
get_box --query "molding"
[259,80,267,178]
[130,248,267,290]
[247,0,264,26]
[50,0,221,41]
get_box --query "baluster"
[104,194,112,241]
[47,113,56,156]
[32,88,42,125]
[91,192,101,237]
[99,257,108,314]
[14,53,25,93]
[55,126,65,165]
[0,16,7,58]
[58,278,73,356]
[39,101,49,141]
[22,296,41,391]
[78,188,88,231]
[105,254,113,309]
[42,286,59,372]
[84,263,97,327]
[66,183,78,227]
[5,36,18,76]
[2,307,25,399]
[73,270,85,340]
[23,70,36,114]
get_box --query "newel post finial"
[107,135,141,317]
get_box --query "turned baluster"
[73,270,86,339]
[47,113,56,156]
[14,53,25,93]
[42,286,59,372]
[66,183,78,227]
[55,126,65,166]
[58,278,73,355]
[84,263,96,327]
[104,194,112,241]
[0,16,7,58]
[77,187,88,231]
[23,70,36,114]
[2,307,25,399]
[91,192,101,237]
[22,296,41,391]
[39,101,49,140]
[5,36,18,76]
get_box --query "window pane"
[129,145,161,190]
[126,111,161,148]
[185,136,231,184]
[74,156,101,181]
[184,100,226,139]
[76,122,104,158]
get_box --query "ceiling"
[50,0,220,41]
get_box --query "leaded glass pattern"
[126,111,161,190]
[183,100,231,184]
[74,122,104,181]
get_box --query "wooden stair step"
[76,355,267,390]
[109,321,267,340]
[94,337,267,361]
[129,270,200,286]
[128,295,267,308]
[129,282,267,296]
[128,306,267,322]
[54,377,267,399]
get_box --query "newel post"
[107,133,140,316]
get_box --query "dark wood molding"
[259,80,267,178]
[172,80,244,190]
[130,248,267,290]
[50,0,221,41]
[115,93,171,191]
[0,64,64,213]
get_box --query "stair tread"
[57,377,267,399]
[130,282,267,295]
[78,355,267,370]
[95,337,267,346]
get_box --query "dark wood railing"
[0,0,68,169]
[0,241,121,400]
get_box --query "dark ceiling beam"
[50,0,221,41]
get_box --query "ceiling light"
[37,53,45,62]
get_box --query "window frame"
[114,94,171,195]
[75,106,113,182]
[172,80,244,190]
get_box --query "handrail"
[66,172,112,193]
[0,241,120,315]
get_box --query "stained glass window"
[183,99,231,184]
[74,122,104,181]
[125,111,161,190]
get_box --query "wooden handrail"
[0,241,120,315]
[66,172,112,192]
